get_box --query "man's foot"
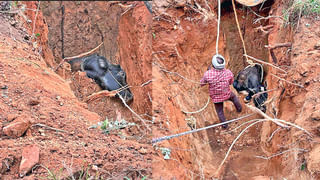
[222,124,228,129]
[244,97,251,103]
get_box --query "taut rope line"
[152,113,254,144]
[231,0,254,65]
[216,0,221,54]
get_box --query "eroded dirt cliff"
[41,1,152,131]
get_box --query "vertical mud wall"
[262,0,320,179]
[118,3,152,115]
[41,1,122,65]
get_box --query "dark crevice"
[60,3,65,59]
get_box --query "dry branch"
[244,54,287,73]
[216,119,266,174]
[254,25,274,35]
[261,95,276,106]
[86,90,117,102]
[265,43,292,63]
[141,79,153,87]
[247,104,312,136]
[246,104,288,128]
[254,16,284,24]
[271,73,304,88]
[121,3,136,16]
[252,88,279,98]
[117,92,151,132]
[222,119,260,134]
[216,101,312,174]
[267,127,281,142]
[54,42,103,71]
[158,66,202,84]
[85,84,130,102]
[265,42,292,50]
[32,123,66,133]
[255,148,307,160]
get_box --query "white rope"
[152,113,254,143]
[181,97,210,114]
[216,0,221,54]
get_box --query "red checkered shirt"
[200,68,234,103]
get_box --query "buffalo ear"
[68,60,82,72]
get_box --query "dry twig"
[254,15,284,24]
[222,119,261,134]
[54,42,103,72]
[158,66,202,84]
[246,104,288,128]
[255,148,307,160]
[244,54,287,73]
[265,42,292,50]
[216,119,266,174]
[254,25,274,35]
[252,88,279,98]
[86,90,117,102]
[267,127,281,142]
[32,123,66,133]
[141,79,153,87]
[271,73,304,88]
[121,3,136,16]
[117,92,151,132]
[247,104,312,136]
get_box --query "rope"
[107,69,131,101]
[216,0,221,54]
[232,0,265,84]
[231,0,253,65]
[176,0,220,115]
[152,113,254,144]
[181,97,210,114]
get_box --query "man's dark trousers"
[214,92,242,128]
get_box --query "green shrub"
[283,0,320,27]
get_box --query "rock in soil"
[3,116,31,138]
[19,145,40,177]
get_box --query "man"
[200,54,242,129]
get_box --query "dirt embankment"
[262,0,320,178]
[41,1,152,127]
[0,1,152,179]
[152,0,320,179]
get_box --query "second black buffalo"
[68,54,133,103]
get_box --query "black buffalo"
[68,54,133,103]
[233,64,268,112]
